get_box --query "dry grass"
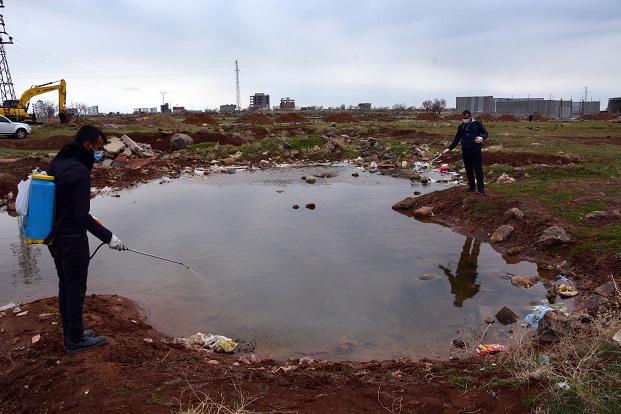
[499,290,621,414]
[175,381,261,414]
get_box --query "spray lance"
[122,245,193,271]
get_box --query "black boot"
[66,336,107,355]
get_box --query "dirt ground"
[1,128,620,413]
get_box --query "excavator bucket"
[58,111,72,124]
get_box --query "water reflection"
[10,217,42,285]
[439,237,481,308]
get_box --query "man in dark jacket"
[46,125,124,355]
[443,110,489,195]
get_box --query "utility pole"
[0,1,17,117]
[161,91,166,105]
[584,87,588,102]
[235,60,241,111]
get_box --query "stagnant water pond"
[1,164,559,360]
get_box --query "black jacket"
[46,142,113,243]
[449,119,489,151]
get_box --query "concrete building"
[607,98,621,113]
[358,103,371,111]
[86,106,99,116]
[220,104,237,112]
[457,96,600,119]
[133,108,149,114]
[160,103,171,113]
[250,93,270,111]
[280,97,295,110]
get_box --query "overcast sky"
[3,0,620,113]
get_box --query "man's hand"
[442,149,450,155]
[108,235,123,251]
[475,137,484,144]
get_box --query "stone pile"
[101,134,159,168]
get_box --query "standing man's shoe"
[465,188,476,193]
[66,336,107,355]
[478,190,487,196]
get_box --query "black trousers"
[48,235,90,344]
[462,148,484,191]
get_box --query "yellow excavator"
[0,79,71,124]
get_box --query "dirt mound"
[580,113,620,121]
[182,113,220,126]
[526,114,548,121]
[274,113,309,123]
[415,112,441,121]
[323,112,359,123]
[445,113,464,121]
[358,113,396,122]
[476,113,496,122]
[238,113,275,125]
[496,114,519,122]
[138,114,181,128]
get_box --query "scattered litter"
[538,354,550,364]
[16,311,28,317]
[613,328,621,344]
[438,164,449,173]
[558,382,571,391]
[556,284,578,298]
[524,304,567,329]
[476,344,509,356]
[181,333,238,354]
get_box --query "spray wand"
[122,245,193,271]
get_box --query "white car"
[0,115,31,139]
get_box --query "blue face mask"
[94,151,104,162]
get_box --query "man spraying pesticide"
[443,110,488,195]
[44,125,124,355]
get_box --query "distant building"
[160,103,171,113]
[358,103,371,110]
[172,106,187,115]
[280,97,295,110]
[220,104,237,112]
[133,108,149,114]
[250,93,270,111]
[456,96,600,119]
[86,106,99,116]
[300,106,317,111]
[607,97,621,113]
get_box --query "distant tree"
[422,100,433,112]
[70,102,89,120]
[40,100,57,121]
[431,98,447,115]
[393,102,407,111]
[340,104,346,110]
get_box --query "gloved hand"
[442,149,450,155]
[108,235,123,251]
[475,137,484,144]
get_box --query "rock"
[305,203,316,210]
[352,171,359,177]
[292,205,299,209]
[537,226,571,248]
[170,133,194,151]
[392,197,417,210]
[414,206,433,218]
[452,338,466,348]
[250,354,260,364]
[31,334,40,344]
[484,317,495,324]
[573,294,608,312]
[507,246,523,256]
[103,139,126,155]
[420,176,430,184]
[584,211,607,219]
[495,306,519,325]
[305,177,317,184]
[207,360,219,365]
[491,224,514,243]
[503,207,524,220]
[511,275,541,288]
[120,134,144,157]
[537,310,573,341]
[38,313,56,321]
[497,173,515,183]
[594,281,617,297]
[418,274,436,281]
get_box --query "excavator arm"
[17,79,69,123]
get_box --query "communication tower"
[0,1,17,112]
[235,60,240,111]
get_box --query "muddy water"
[0,164,556,360]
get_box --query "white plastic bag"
[15,177,32,216]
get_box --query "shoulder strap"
[43,159,84,245]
